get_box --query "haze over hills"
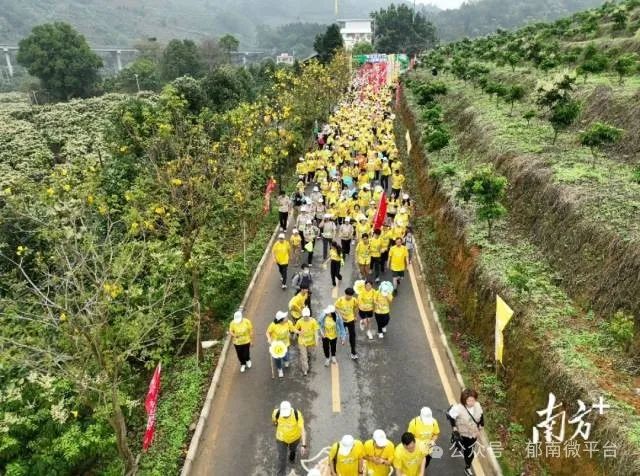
[0,0,606,47]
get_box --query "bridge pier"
[3,48,13,77]
[115,50,123,73]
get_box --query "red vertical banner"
[263,177,277,214]
[373,192,388,231]
[143,363,162,451]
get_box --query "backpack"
[292,272,311,289]
[333,442,340,471]
[275,408,299,423]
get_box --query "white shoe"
[378,333,384,339]
[382,327,387,333]
[367,330,373,340]
[246,360,252,368]
[281,284,287,289]
[351,353,358,360]
[240,365,246,373]
[303,371,308,376]
[324,358,330,367]
[284,361,290,368]
[359,320,365,331]
[331,356,337,364]
[278,369,284,378]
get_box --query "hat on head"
[233,311,243,322]
[299,157,304,162]
[307,469,322,476]
[302,307,311,317]
[279,401,292,417]
[420,407,434,424]
[278,233,285,239]
[373,429,388,447]
[324,213,331,219]
[292,228,299,233]
[275,311,287,321]
[313,186,319,192]
[339,435,355,455]
[403,193,409,199]
[324,305,335,314]
[400,207,406,213]
[345,217,351,222]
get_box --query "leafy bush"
[413,81,448,105]
[579,121,624,163]
[429,163,458,180]
[600,311,634,351]
[425,126,451,152]
[421,104,443,124]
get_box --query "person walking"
[335,287,359,359]
[404,226,415,265]
[388,237,409,295]
[272,400,307,476]
[329,241,344,287]
[447,389,484,476]
[338,217,354,256]
[278,190,292,231]
[320,214,337,260]
[370,229,384,282]
[266,311,295,378]
[373,286,393,338]
[303,218,319,266]
[290,229,302,266]
[408,407,440,470]
[289,286,310,326]
[228,310,253,373]
[363,429,395,476]
[272,233,291,289]
[355,233,371,280]
[357,280,376,340]
[319,305,346,366]
[295,307,319,376]
[390,169,405,200]
[328,434,364,476]
[393,432,426,476]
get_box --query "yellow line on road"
[408,265,486,476]
[331,363,341,413]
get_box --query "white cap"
[307,469,322,476]
[363,184,370,190]
[345,217,351,222]
[420,407,434,423]
[275,311,287,321]
[313,186,319,192]
[399,207,406,213]
[299,157,304,162]
[233,311,243,322]
[279,400,292,417]
[302,307,311,317]
[339,435,355,455]
[324,305,335,314]
[369,200,375,205]
[373,429,388,447]
[403,193,409,199]
[278,233,285,239]
[324,213,331,219]
[292,228,299,233]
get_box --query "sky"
[417,0,466,9]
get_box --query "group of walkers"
[227,74,487,475]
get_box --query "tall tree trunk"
[192,267,202,362]
[110,384,136,475]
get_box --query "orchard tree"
[457,165,508,241]
[314,24,344,64]
[579,122,623,164]
[613,54,637,84]
[549,99,581,144]
[505,83,527,115]
[17,22,103,100]
[523,109,536,125]
[219,34,240,62]
[107,58,161,93]
[371,4,437,56]
[160,39,204,81]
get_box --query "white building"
[276,53,295,65]
[337,19,373,50]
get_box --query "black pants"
[234,343,250,365]
[277,264,288,285]
[344,320,357,355]
[278,211,288,230]
[371,256,382,279]
[460,436,477,468]
[375,313,390,333]
[322,237,332,260]
[337,217,344,225]
[276,438,300,476]
[425,454,433,467]
[391,188,401,199]
[341,238,351,256]
[381,175,389,191]
[330,260,342,286]
[380,250,388,273]
[322,337,337,358]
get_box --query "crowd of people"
[227,69,486,476]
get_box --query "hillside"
[402,0,640,474]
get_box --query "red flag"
[263,177,277,214]
[143,363,162,451]
[373,192,388,231]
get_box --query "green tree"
[611,9,628,32]
[579,121,623,164]
[457,166,508,240]
[352,41,375,55]
[106,58,161,93]
[371,4,437,56]
[549,99,581,144]
[218,34,240,62]
[523,109,536,125]
[201,66,252,113]
[17,22,103,100]
[160,39,204,81]
[314,24,344,64]
[613,53,637,84]
[505,83,527,115]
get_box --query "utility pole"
[134,73,140,93]
[413,0,416,23]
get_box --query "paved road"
[189,224,481,475]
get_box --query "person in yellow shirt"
[272,233,291,289]
[407,407,440,470]
[266,311,295,378]
[272,401,307,476]
[391,169,405,200]
[388,237,409,295]
[228,310,254,373]
[373,286,393,338]
[381,158,392,191]
[329,241,344,287]
[335,287,359,359]
[393,432,426,476]
[295,307,319,376]
[363,429,394,476]
[288,287,309,324]
[369,229,384,282]
[355,233,371,279]
[328,434,364,476]
[357,280,376,340]
[290,229,302,266]
[295,157,306,178]
[380,223,393,274]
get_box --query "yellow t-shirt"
[369,236,383,258]
[356,240,371,265]
[363,439,395,476]
[357,288,375,312]
[289,293,307,321]
[408,417,441,455]
[229,319,253,345]
[335,296,358,323]
[272,408,304,444]
[328,440,365,476]
[272,241,291,265]
[330,247,342,262]
[373,291,393,314]
[295,318,319,347]
[388,245,408,272]
[267,321,295,347]
[391,174,405,190]
[356,222,371,240]
[381,230,393,251]
[322,315,338,339]
[290,235,301,248]
[393,444,426,476]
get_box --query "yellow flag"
[495,295,514,364]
